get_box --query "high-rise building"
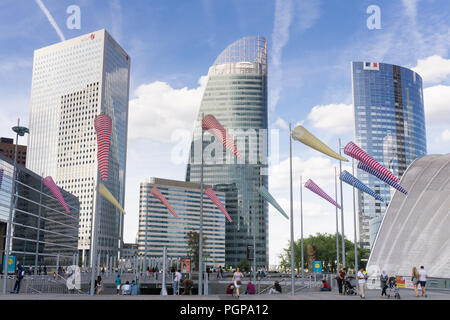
[351,62,427,248]
[0,137,27,166]
[26,30,130,264]
[0,154,79,271]
[186,36,268,267]
[138,178,226,268]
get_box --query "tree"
[237,259,250,272]
[279,233,369,273]
[185,231,207,271]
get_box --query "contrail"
[35,0,66,42]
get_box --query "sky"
[0,0,449,266]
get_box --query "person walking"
[11,264,25,294]
[411,267,420,297]
[115,274,121,296]
[217,266,223,280]
[357,267,367,299]
[337,268,345,295]
[380,270,388,298]
[96,276,104,295]
[418,266,428,297]
[232,268,244,298]
[173,269,182,295]
[269,280,282,294]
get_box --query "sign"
[180,258,191,273]
[312,260,322,273]
[3,255,16,274]
[247,245,254,261]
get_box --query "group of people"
[114,274,139,295]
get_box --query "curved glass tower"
[351,62,427,248]
[186,36,268,268]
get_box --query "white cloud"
[441,129,450,142]
[273,117,288,130]
[423,85,450,125]
[307,103,353,134]
[128,76,207,142]
[412,55,450,84]
[269,156,350,191]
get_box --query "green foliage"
[237,259,251,272]
[185,231,207,271]
[279,233,370,273]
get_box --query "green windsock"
[258,186,289,220]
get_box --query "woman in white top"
[232,268,244,298]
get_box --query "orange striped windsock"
[202,114,242,158]
[292,125,348,162]
[94,114,112,181]
[150,186,179,218]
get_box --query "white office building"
[26,29,130,265]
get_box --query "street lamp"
[2,119,28,295]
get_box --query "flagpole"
[300,175,304,285]
[352,158,359,288]
[339,138,346,269]
[89,182,98,296]
[334,167,340,272]
[199,113,204,296]
[289,123,295,295]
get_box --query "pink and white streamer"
[150,186,179,218]
[304,179,341,209]
[43,176,69,213]
[204,187,232,222]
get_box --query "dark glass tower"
[186,36,268,268]
[351,62,427,249]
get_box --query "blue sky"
[0,0,449,265]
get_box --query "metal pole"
[289,123,295,295]
[2,118,20,295]
[34,176,44,275]
[300,175,304,284]
[352,159,359,288]
[199,113,204,296]
[161,246,167,295]
[89,184,98,296]
[253,207,256,283]
[338,138,346,269]
[334,167,340,272]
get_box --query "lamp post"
[352,158,359,287]
[300,175,304,284]
[334,167,340,272]
[198,113,205,296]
[2,119,28,295]
[338,139,346,269]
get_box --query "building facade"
[26,30,130,264]
[0,137,27,166]
[138,178,226,268]
[186,36,269,267]
[0,154,79,272]
[351,62,427,248]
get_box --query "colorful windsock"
[357,162,408,195]
[150,186,178,218]
[94,114,112,181]
[258,186,289,220]
[99,183,125,214]
[291,126,348,162]
[340,170,384,201]
[202,114,242,158]
[344,141,399,183]
[204,188,232,222]
[43,176,69,213]
[304,179,341,209]
[0,169,3,189]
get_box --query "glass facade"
[27,30,130,264]
[138,178,226,267]
[0,154,79,271]
[186,37,269,267]
[351,62,427,248]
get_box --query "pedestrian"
[217,266,223,280]
[182,278,193,295]
[418,266,428,297]
[261,266,266,278]
[43,265,47,275]
[357,267,367,299]
[337,268,345,295]
[11,264,25,294]
[96,276,104,295]
[115,274,121,296]
[320,279,331,291]
[380,270,388,298]
[38,266,42,276]
[232,268,244,298]
[122,281,131,295]
[411,266,420,297]
[269,280,282,294]
[173,269,182,295]
[130,280,138,295]
[246,280,256,294]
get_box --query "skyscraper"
[27,30,130,264]
[351,62,427,248]
[186,36,268,267]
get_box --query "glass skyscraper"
[27,30,130,264]
[186,36,268,267]
[351,62,427,248]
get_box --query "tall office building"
[186,37,268,267]
[26,30,130,264]
[138,178,226,267]
[351,62,427,248]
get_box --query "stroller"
[386,277,401,299]
[344,276,357,295]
